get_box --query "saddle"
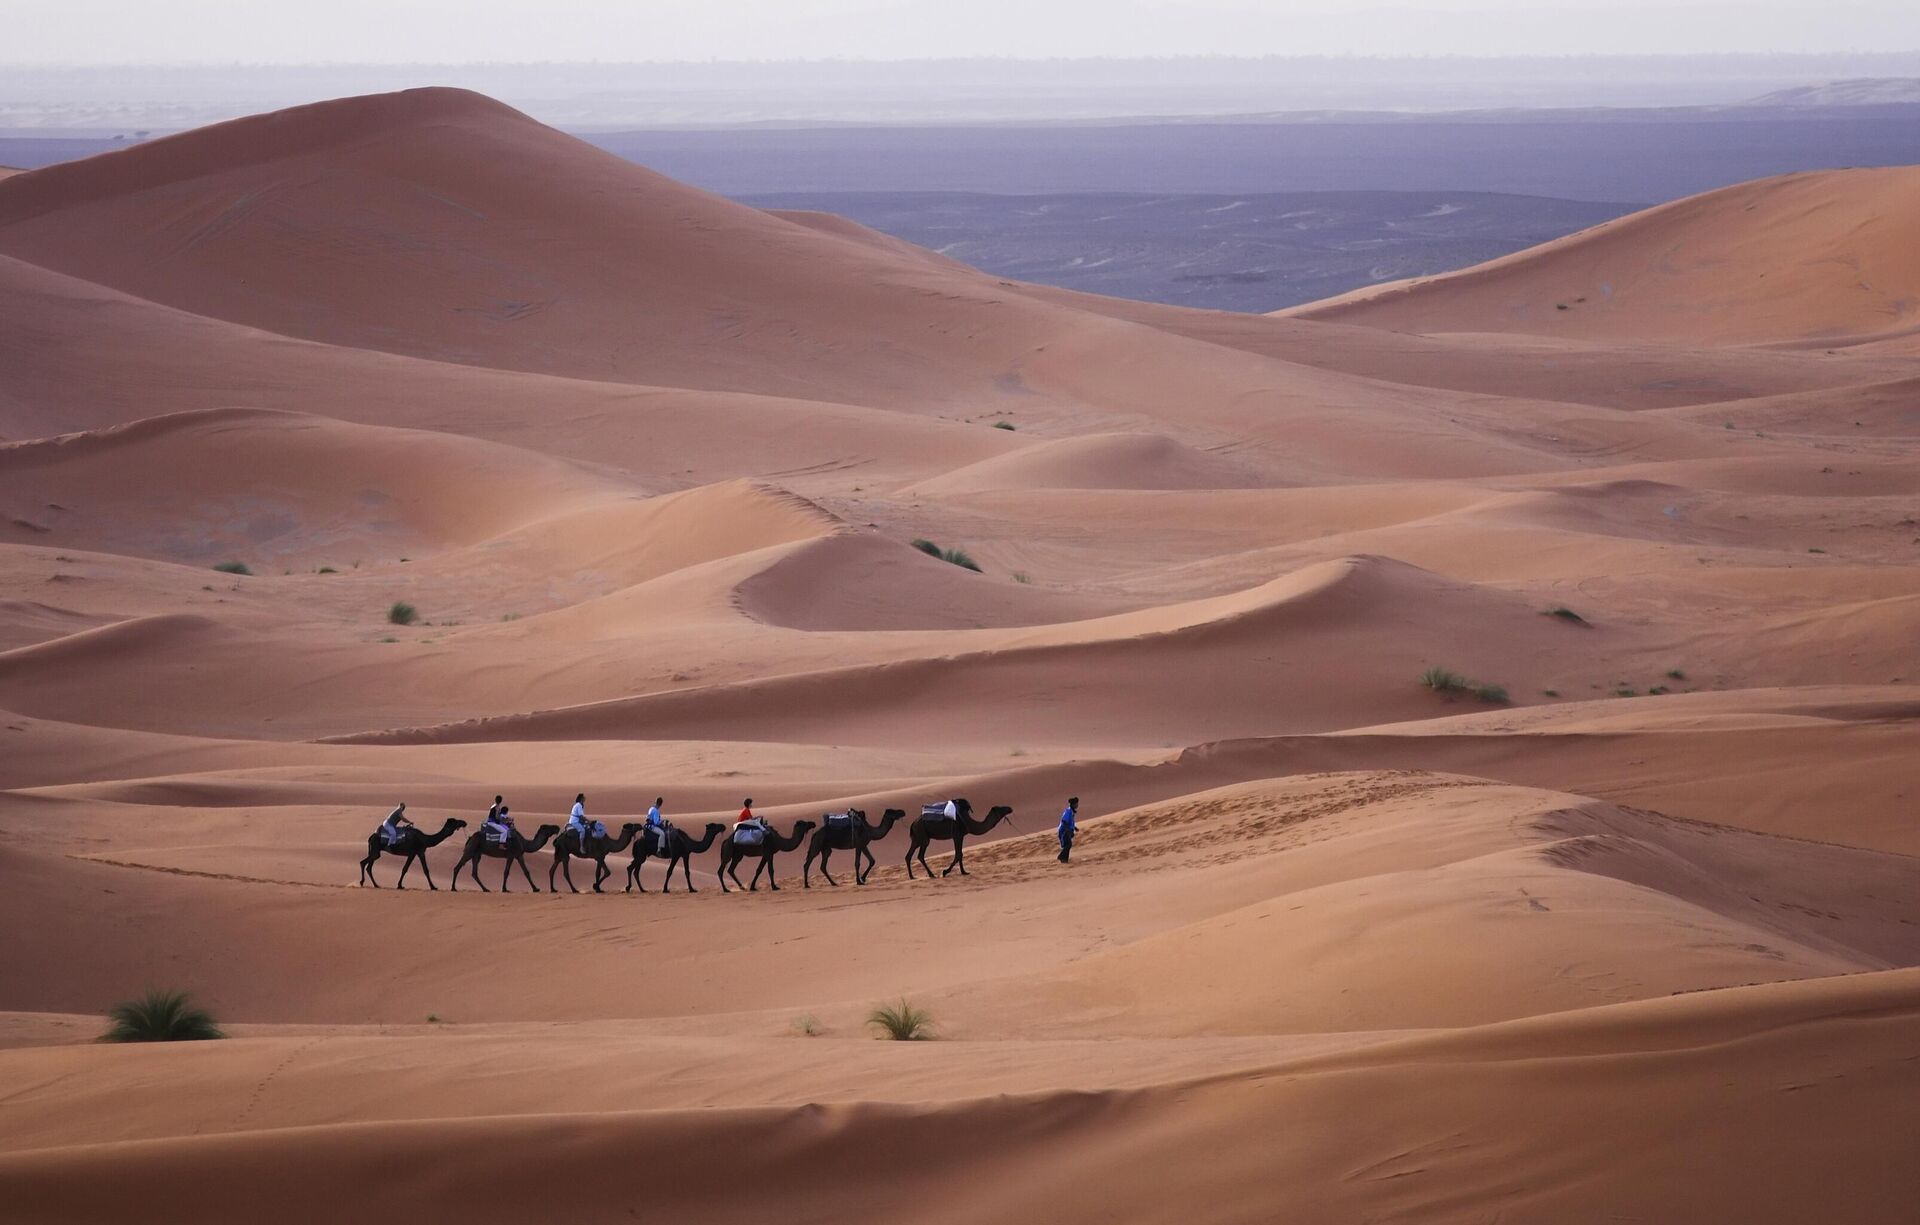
[733,821,767,848]
[483,823,512,845]
[920,803,957,833]
[824,812,855,828]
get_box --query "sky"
[10,0,1920,63]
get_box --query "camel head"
[881,808,906,821]
[986,805,1014,828]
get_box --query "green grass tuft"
[1420,666,1467,693]
[211,561,251,575]
[102,989,224,1043]
[1474,684,1510,704]
[911,539,982,572]
[1666,668,1686,680]
[867,999,935,1041]
[387,601,418,626]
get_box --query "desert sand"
[1,88,1917,1222]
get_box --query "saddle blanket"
[825,812,854,827]
[483,823,512,844]
[733,823,767,847]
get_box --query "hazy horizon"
[8,52,1920,132]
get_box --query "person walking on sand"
[1056,796,1079,864]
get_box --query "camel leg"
[944,838,966,877]
[593,858,609,893]
[819,848,836,887]
[360,853,378,887]
[904,842,917,880]
[516,853,541,892]
[802,847,815,888]
[916,842,934,878]
[766,856,780,891]
[626,857,643,893]
[678,855,696,894]
[395,853,413,890]
[748,856,764,891]
[419,856,437,891]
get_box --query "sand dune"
[1287,167,1920,347]
[910,431,1270,494]
[2,89,1916,1221]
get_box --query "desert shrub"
[212,561,251,575]
[911,539,982,572]
[1011,571,1032,584]
[867,999,934,1041]
[1474,684,1510,704]
[1541,689,1560,698]
[1545,607,1586,624]
[1616,687,1639,698]
[792,1014,821,1037]
[102,990,224,1043]
[992,421,1016,431]
[1420,666,1467,693]
[387,601,418,626]
[1666,668,1686,680]
[316,566,337,574]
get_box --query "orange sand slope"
[1,88,1918,1221]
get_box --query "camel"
[450,823,560,893]
[803,808,906,888]
[358,818,467,890]
[624,822,726,894]
[904,799,1015,879]
[549,823,645,894]
[717,819,816,893]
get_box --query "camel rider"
[488,795,503,822]
[1056,796,1079,864]
[647,797,666,837]
[568,793,592,844]
[484,804,514,845]
[381,803,414,846]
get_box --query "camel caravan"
[357,796,1018,894]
